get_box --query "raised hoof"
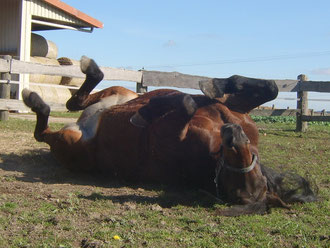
[80,56,104,81]
[22,89,50,116]
[199,79,226,99]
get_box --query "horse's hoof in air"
[80,56,104,81]
[199,79,225,99]
[22,88,50,116]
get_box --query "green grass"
[50,111,82,118]
[0,116,329,247]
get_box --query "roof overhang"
[31,0,103,32]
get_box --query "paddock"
[0,106,328,247]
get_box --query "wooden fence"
[0,55,329,131]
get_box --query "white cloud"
[311,68,330,75]
[163,40,177,48]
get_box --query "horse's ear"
[130,112,149,128]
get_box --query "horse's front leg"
[199,75,278,113]
[66,56,138,112]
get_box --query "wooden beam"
[9,59,143,82]
[301,115,330,122]
[101,66,142,82]
[274,79,299,92]
[0,99,66,112]
[0,56,10,73]
[298,81,330,92]
[142,70,209,90]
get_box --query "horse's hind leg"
[199,75,278,113]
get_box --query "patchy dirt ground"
[0,115,329,247]
[0,116,218,247]
[0,117,175,247]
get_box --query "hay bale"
[29,85,72,104]
[31,33,58,59]
[58,57,85,87]
[29,56,62,85]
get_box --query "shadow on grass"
[0,149,218,209]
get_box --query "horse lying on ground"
[22,56,317,216]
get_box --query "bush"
[250,116,330,126]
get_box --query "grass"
[0,116,329,247]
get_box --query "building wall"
[0,0,21,55]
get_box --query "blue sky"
[38,0,330,109]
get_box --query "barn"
[0,0,103,99]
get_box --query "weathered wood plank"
[0,57,10,73]
[298,81,330,92]
[274,79,299,92]
[142,70,210,89]
[101,66,142,82]
[143,71,302,92]
[2,58,330,93]
[0,99,66,112]
[301,115,330,122]
[11,59,84,77]
[10,59,142,82]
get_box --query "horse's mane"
[216,164,318,217]
[260,164,318,203]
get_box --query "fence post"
[136,69,147,94]
[136,82,148,94]
[0,55,12,121]
[296,74,308,132]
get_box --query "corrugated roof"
[42,0,103,28]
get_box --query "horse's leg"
[199,75,278,113]
[22,89,93,171]
[66,56,138,112]
[65,56,104,111]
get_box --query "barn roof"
[40,0,103,29]
[28,0,103,32]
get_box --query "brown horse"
[22,56,316,216]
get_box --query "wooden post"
[0,55,12,121]
[136,69,147,94]
[296,74,308,132]
[136,82,148,94]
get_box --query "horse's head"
[216,123,267,205]
[220,123,253,172]
[216,123,293,216]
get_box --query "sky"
[38,0,330,110]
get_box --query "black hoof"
[22,89,50,116]
[80,56,104,81]
[199,79,226,99]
